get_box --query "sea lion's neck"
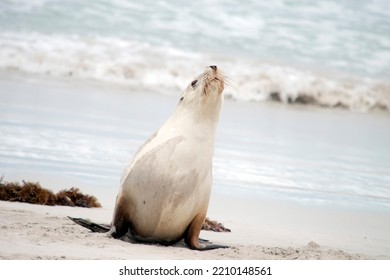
[171,97,223,136]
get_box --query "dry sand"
[1,195,388,260]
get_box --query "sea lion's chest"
[121,133,213,240]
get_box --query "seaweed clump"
[0,178,101,208]
[202,217,231,232]
[56,187,101,208]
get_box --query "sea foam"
[1,32,389,112]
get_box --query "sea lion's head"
[179,66,225,112]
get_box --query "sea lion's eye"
[191,80,198,87]
[180,96,184,101]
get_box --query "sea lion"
[71,65,227,250]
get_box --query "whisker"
[222,74,233,86]
[215,69,233,87]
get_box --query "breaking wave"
[1,32,389,112]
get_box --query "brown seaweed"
[0,177,101,208]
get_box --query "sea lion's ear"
[180,96,184,101]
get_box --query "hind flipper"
[68,216,110,233]
[185,213,229,251]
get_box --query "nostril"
[210,65,217,71]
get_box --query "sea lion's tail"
[68,216,110,233]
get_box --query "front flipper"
[68,216,110,233]
[198,238,229,251]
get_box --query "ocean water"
[1,79,389,211]
[1,0,390,111]
[1,1,390,210]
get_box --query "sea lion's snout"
[202,65,224,96]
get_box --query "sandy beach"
[1,195,389,260]
[1,73,390,260]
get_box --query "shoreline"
[1,69,389,115]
